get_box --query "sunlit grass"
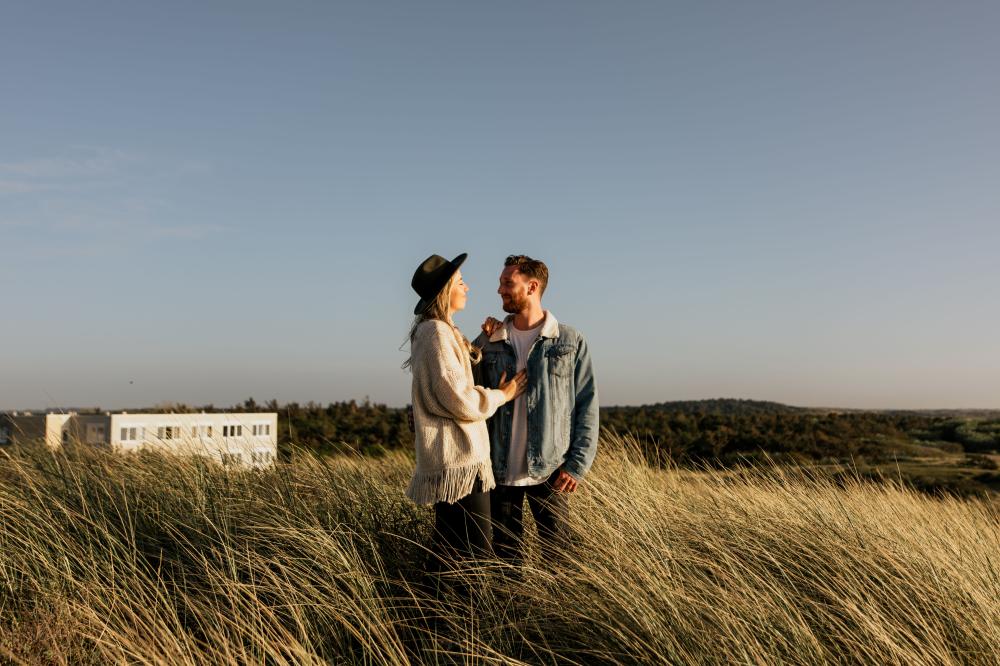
[0,434,997,664]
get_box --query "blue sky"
[2,1,998,410]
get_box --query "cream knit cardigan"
[406,319,506,505]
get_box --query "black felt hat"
[411,252,467,315]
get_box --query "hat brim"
[413,252,467,314]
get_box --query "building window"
[63,430,70,443]
[223,425,242,438]
[251,450,273,464]
[221,452,243,466]
[120,427,139,442]
[86,425,106,444]
[0,426,8,444]
[157,426,177,440]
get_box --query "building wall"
[2,411,278,467]
[44,414,72,448]
[1,414,47,446]
[49,414,112,448]
[0,413,109,448]
[109,412,278,467]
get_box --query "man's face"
[498,265,534,313]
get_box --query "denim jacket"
[472,312,599,483]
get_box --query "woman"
[405,252,526,563]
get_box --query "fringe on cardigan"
[405,461,496,506]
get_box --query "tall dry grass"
[0,434,997,664]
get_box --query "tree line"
[130,398,1000,466]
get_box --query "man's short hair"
[504,255,549,295]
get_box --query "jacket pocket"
[545,345,575,377]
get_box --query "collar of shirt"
[488,310,560,343]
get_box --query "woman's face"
[448,270,469,314]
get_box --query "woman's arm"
[414,322,506,423]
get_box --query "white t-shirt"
[504,318,547,486]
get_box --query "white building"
[0,411,278,468]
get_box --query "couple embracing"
[404,252,598,569]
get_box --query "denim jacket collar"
[488,311,560,343]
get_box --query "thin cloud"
[0,180,54,194]
[0,147,137,179]
[0,217,33,228]
[2,146,224,247]
[41,242,108,259]
[150,223,229,240]
[177,161,214,175]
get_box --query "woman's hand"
[498,370,528,403]
[481,316,503,337]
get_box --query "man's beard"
[501,293,529,313]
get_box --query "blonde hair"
[402,272,481,370]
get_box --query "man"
[473,254,599,564]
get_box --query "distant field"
[10,399,999,500]
[854,453,1000,497]
[1,435,997,664]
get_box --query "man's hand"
[551,469,578,493]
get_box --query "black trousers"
[431,478,492,567]
[490,471,568,565]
